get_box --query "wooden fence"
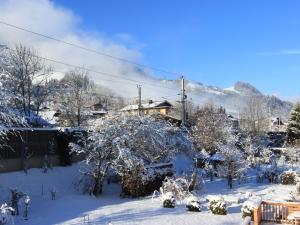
[253,201,300,225]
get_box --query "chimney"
[149,99,153,104]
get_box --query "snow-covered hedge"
[208,197,227,215]
[162,192,176,208]
[186,195,201,212]
[280,170,298,185]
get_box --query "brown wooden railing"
[253,201,300,225]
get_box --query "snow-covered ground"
[0,164,297,225]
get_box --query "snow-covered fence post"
[23,195,30,221]
[83,214,90,224]
[50,187,57,200]
[42,154,49,173]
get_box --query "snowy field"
[0,163,297,225]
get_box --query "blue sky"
[52,0,300,99]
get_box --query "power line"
[0,20,180,77]
[4,46,180,95]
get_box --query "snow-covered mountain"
[99,76,292,118]
[184,80,293,118]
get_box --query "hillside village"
[1,1,300,225]
[1,44,300,225]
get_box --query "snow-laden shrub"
[122,163,174,197]
[160,177,190,201]
[258,164,282,184]
[0,203,14,225]
[241,196,262,219]
[162,192,176,208]
[208,197,227,215]
[186,195,201,212]
[241,201,255,218]
[280,170,298,185]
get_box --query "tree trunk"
[228,175,233,189]
[92,178,103,196]
[77,107,80,127]
[189,171,197,192]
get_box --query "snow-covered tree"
[192,102,229,153]
[58,69,95,127]
[71,115,194,196]
[70,127,120,196]
[0,44,51,118]
[239,96,269,136]
[217,135,247,189]
[0,61,26,151]
[287,102,300,146]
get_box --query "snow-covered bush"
[208,197,227,215]
[186,195,201,212]
[241,201,255,219]
[0,203,14,225]
[122,163,174,197]
[280,170,298,185]
[241,197,262,219]
[162,192,176,208]
[160,177,190,201]
[120,162,144,197]
[257,163,282,184]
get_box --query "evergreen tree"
[287,103,300,146]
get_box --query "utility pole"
[180,76,187,126]
[137,85,142,116]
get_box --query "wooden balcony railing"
[253,201,300,225]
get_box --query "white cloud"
[0,0,176,99]
[252,50,300,56]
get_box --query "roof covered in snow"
[120,100,173,111]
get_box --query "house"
[120,100,173,116]
[227,114,239,130]
[269,117,287,132]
